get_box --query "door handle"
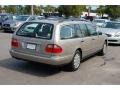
[92,38,95,40]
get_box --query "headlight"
[114,32,120,37]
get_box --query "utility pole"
[31,5,34,15]
[16,5,19,15]
[88,6,91,16]
[86,5,91,16]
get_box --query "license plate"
[27,43,36,50]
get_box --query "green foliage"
[96,5,106,17]
[4,5,16,14]
[1,5,43,15]
[17,6,24,15]
[96,5,120,19]
[58,5,72,18]
[44,5,56,13]
[72,5,86,17]
[0,6,2,13]
[58,5,86,18]
[22,5,43,15]
[1,5,41,15]
[33,6,42,15]
[23,5,31,15]
[105,5,120,19]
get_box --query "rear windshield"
[16,22,54,39]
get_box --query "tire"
[98,42,107,56]
[67,50,81,71]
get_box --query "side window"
[37,24,53,38]
[60,24,75,39]
[86,24,97,36]
[74,24,82,38]
[20,23,38,33]
[79,24,90,37]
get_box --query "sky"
[91,5,99,10]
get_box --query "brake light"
[11,38,19,48]
[45,44,62,54]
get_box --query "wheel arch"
[105,39,108,46]
[76,48,82,59]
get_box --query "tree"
[44,5,56,13]
[58,5,72,18]
[3,5,16,14]
[33,6,42,15]
[96,5,106,18]
[0,6,2,13]
[43,5,57,16]
[105,5,120,19]
[58,5,86,18]
[23,5,31,15]
[71,5,86,17]
[17,5,24,15]
[57,5,64,17]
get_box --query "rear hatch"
[12,22,54,58]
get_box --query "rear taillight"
[45,44,62,54]
[11,38,19,48]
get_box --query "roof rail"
[39,18,89,23]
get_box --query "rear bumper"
[10,50,72,65]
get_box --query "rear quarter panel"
[98,34,107,49]
[53,24,82,60]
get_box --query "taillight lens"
[11,38,19,48]
[45,44,62,54]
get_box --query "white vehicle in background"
[93,19,109,28]
[98,21,120,44]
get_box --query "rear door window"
[79,24,90,37]
[74,24,82,38]
[60,24,75,39]
[16,22,53,39]
[86,24,97,36]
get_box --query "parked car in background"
[93,19,109,28]
[10,20,107,71]
[84,16,97,22]
[46,16,64,20]
[98,21,120,44]
[37,15,45,20]
[2,15,38,32]
[0,13,13,29]
[12,15,17,20]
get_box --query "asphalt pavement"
[0,32,120,85]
